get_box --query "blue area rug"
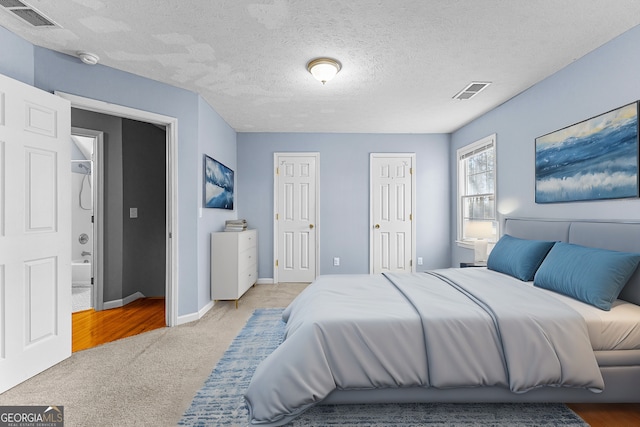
[179,308,588,426]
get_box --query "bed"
[244,218,640,426]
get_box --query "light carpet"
[179,308,589,426]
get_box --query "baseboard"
[103,291,145,310]
[174,281,274,326]
[176,299,214,326]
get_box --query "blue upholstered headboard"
[503,218,640,306]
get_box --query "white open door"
[274,153,319,283]
[370,153,415,274]
[0,73,72,392]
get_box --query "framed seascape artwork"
[204,154,234,210]
[535,102,639,203]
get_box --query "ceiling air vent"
[453,81,491,100]
[0,0,58,27]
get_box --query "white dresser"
[211,229,258,308]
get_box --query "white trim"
[176,299,214,325]
[55,91,179,327]
[369,153,417,274]
[273,152,320,284]
[103,291,145,310]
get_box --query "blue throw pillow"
[487,234,556,281]
[534,242,640,311]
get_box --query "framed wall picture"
[535,102,639,203]
[204,154,234,209]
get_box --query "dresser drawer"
[238,230,257,252]
[238,247,257,273]
[239,263,258,294]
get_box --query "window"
[457,134,497,244]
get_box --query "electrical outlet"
[417,257,423,265]
[129,207,138,218]
[333,257,340,266]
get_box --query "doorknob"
[374,224,380,229]
[309,224,314,229]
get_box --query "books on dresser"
[225,219,247,232]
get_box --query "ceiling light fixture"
[307,57,341,85]
[77,51,99,65]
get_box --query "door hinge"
[276,213,279,220]
[91,215,94,223]
[276,167,279,175]
[410,213,412,221]
[410,167,413,175]
[91,277,94,285]
[410,259,413,267]
[275,260,279,267]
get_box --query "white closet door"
[275,153,318,283]
[370,153,415,274]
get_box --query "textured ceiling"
[2,1,640,133]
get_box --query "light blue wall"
[197,96,238,308]
[237,133,451,279]
[0,26,34,85]
[451,25,640,267]
[8,44,237,318]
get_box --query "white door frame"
[71,127,105,311]
[56,92,179,327]
[369,153,416,274]
[273,152,320,284]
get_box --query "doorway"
[273,152,320,283]
[369,153,416,274]
[70,127,104,312]
[57,91,178,327]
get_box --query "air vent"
[453,81,491,101]
[0,0,27,7]
[0,0,58,27]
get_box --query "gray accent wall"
[451,25,640,267]
[70,112,167,302]
[122,119,166,298]
[237,133,451,280]
[71,109,124,302]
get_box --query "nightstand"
[460,262,487,268]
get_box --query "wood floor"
[568,403,640,427]
[71,298,639,425]
[72,297,166,352]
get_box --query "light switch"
[130,207,138,218]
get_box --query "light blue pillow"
[534,242,640,311]
[487,234,556,281]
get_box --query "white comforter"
[244,269,604,426]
